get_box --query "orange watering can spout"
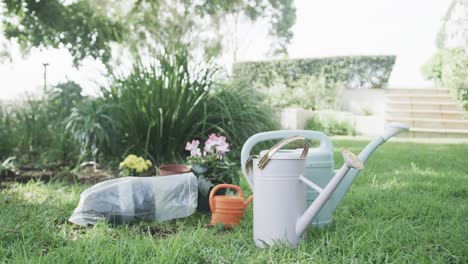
[209,184,252,228]
[244,195,253,208]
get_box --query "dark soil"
[0,166,115,184]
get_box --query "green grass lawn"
[1,139,467,263]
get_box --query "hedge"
[232,55,396,90]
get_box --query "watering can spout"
[244,195,253,208]
[321,122,409,225]
[296,150,364,236]
[381,122,410,141]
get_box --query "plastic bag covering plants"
[69,173,198,226]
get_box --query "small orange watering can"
[209,184,253,228]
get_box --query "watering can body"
[252,157,307,247]
[299,148,336,226]
[246,136,362,247]
[244,135,364,247]
[241,131,337,227]
[209,184,253,228]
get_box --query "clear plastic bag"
[69,173,198,226]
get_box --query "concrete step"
[386,93,453,103]
[386,117,468,129]
[386,101,460,111]
[386,88,450,95]
[385,109,468,120]
[404,127,468,138]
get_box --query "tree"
[1,0,124,66]
[436,0,467,49]
[0,0,296,66]
[423,0,468,110]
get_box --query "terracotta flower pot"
[159,164,191,176]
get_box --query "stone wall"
[279,88,386,136]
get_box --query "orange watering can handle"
[209,184,243,213]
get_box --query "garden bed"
[0,164,115,184]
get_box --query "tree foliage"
[95,0,296,58]
[424,1,468,110]
[436,0,468,49]
[422,48,468,110]
[1,0,124,66]
[0,0,296,65]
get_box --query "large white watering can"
[241,123,409,247]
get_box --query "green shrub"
[306,113,356,136]
[421,50,445,81]
[3,81,84,164]
[65,99,117,162]
[0,106,18,160]
[440,49,468,110]
[46,81,84,162]
[260,75,343,110]
[233,55,395,110]
[233,55,396,90]
[101,51,215,163]
[422,48,468,110]
[15,98,56,163]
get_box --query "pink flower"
[185,140,201,157]
[218,136,227,144]
[191,148,201,157]
[196,133,230,157]
[204,133,219,153]
[185,140,200,151]
[208,133,219,142]
[215,140,230,157]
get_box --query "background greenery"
[0,81,83,165]
[306,112,356,136]
[423,0,467,110]
[0,50,278,167]
[233,55,396,109]
[233,55,396,90]
[422,48,468,110]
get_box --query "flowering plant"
[185,133,238,185]
[119,154,153,177]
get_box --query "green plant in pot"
[185,133,238,212]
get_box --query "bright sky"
[0,0,451,100]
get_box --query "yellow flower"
[127,154,138,160]
[146,160,152,167]
[119,154,154,175]
[135,165,144,173]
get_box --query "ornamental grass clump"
[100,49,278,163]
[102,50,215,163]
[119,154,153,176]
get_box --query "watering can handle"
[257,135,309,170]
[209,184,243,213]
[241,130,333,190]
